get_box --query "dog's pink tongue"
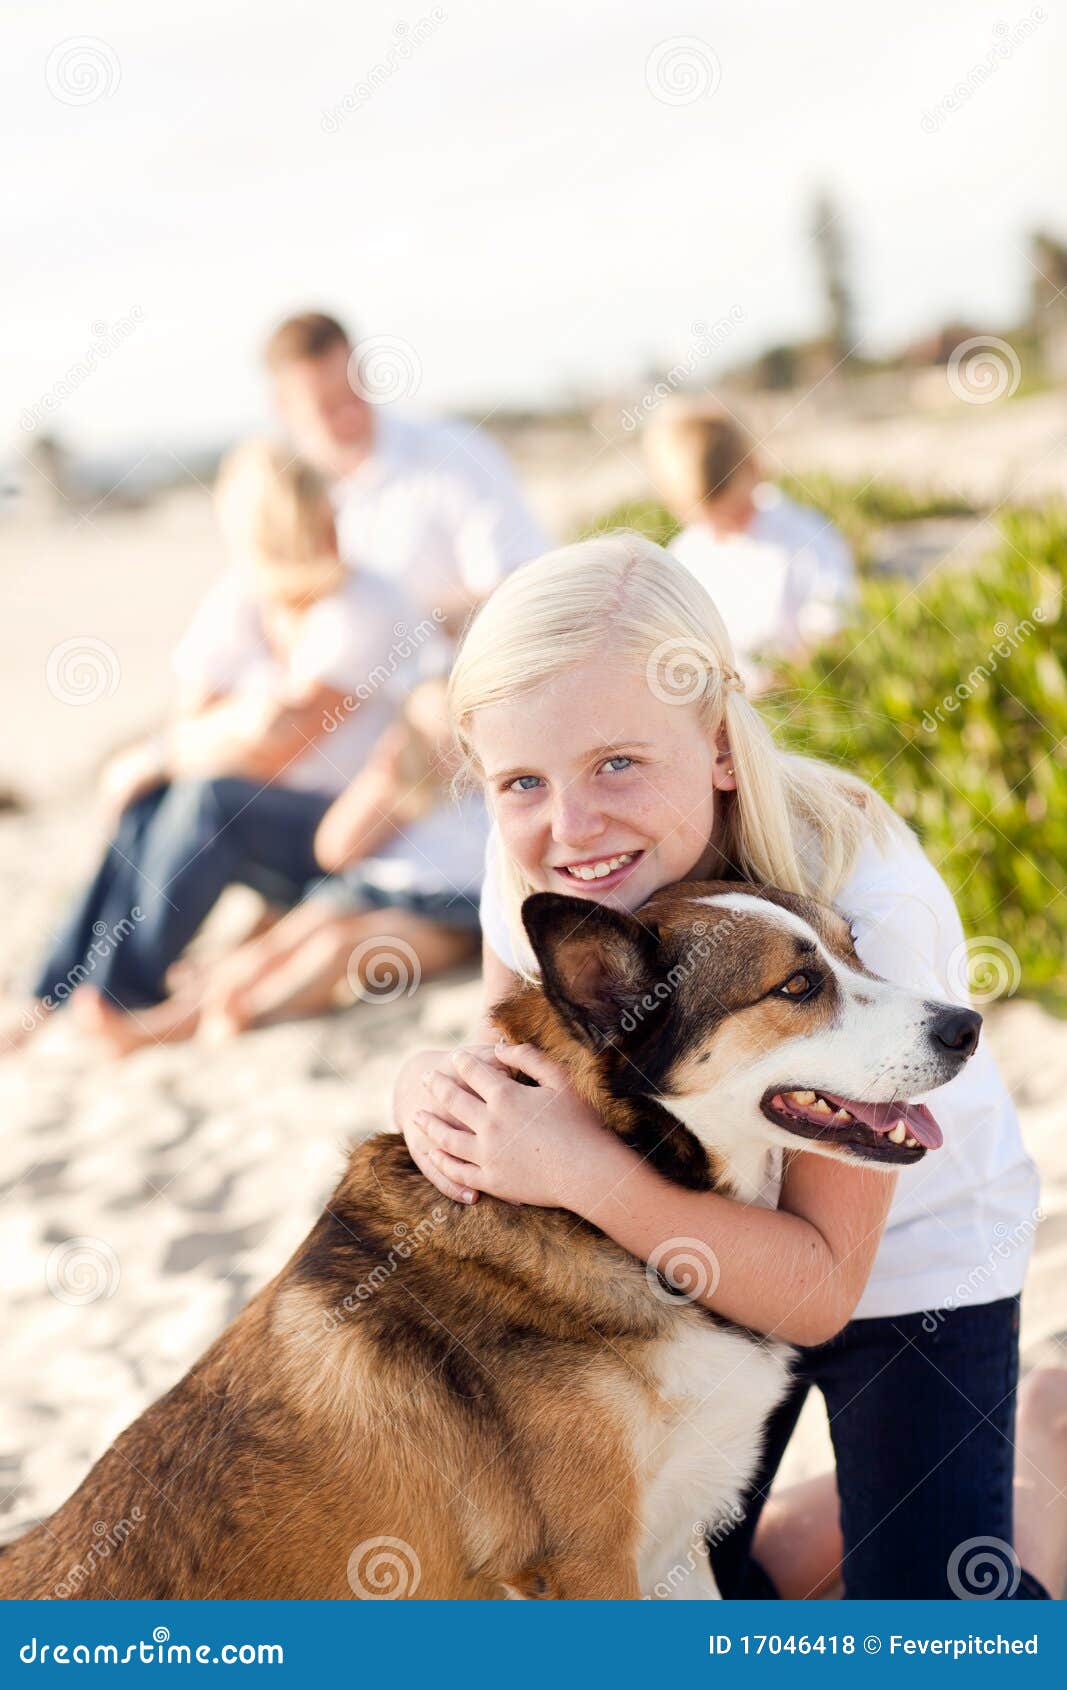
[821,1094,943,1149]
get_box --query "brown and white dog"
[0,882,979,1600]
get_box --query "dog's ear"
[521,893,659,1048]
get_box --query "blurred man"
[264,311,550,633]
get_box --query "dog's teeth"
[792,1090,816,1106]
[905,1135,919,1149]
[831,1108,852,1124]
[888,1121,908,1145]
[809,1098,832,1116]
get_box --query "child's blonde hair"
[214,439,344,604]
[645,403,758,517]
[448,534,906,961]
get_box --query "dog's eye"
[775,970,821,1001]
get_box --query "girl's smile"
[471,662,735,913]
[552,846,646,893]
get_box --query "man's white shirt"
[332,412,549,616]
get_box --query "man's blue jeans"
[32,779,335,1010]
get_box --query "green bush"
[775,472,978,571]
[575,498,680,548]
[765,503,1067,1004]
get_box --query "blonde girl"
[394,534,1059,1601]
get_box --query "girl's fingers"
[431,1146,488,1193]
[415,1111,483,1166]
[451,1047,512,1103]
[405,1128,478,1205]
[493,1041,564,1087]
[426,1072,488,1129]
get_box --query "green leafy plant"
[765,503,1067,1004]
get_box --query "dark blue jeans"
[709,1294,1049,1600]
[32,779,335,1010]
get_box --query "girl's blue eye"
[507,775,543,792]
[602,755,633,773]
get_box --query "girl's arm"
[410,1025,897,1346]
[566,1128,897,1346]
[396,939,896,1345]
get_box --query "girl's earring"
[726,765,735,778]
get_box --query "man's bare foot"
[72,988,159,1056]
[199,1002,251,1046]
[0,997,50,1055]
[73,986,200,1055]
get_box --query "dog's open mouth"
[760,1087,943,1164]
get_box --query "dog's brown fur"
[0,880,885,1600]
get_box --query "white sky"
[4,0,1063,455]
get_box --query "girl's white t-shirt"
[478,825,1040,1320]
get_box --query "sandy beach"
[1,435,1065,1546]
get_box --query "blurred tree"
[811,190,856,366]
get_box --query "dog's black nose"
[930,1006,982,1058]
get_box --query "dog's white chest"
[634,1317,792,1599]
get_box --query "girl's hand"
[414,1042,617,1209]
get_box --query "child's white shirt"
[669,485,857,684]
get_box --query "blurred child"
[131,677,484,1043]
[7,442,435,1053]
[645,404,857,689]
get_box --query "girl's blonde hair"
[214,439,344,605]
[448,534,908,959]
